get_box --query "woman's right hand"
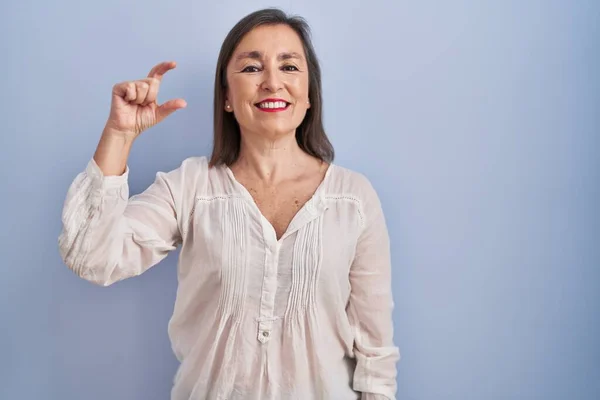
[105,61,187,140]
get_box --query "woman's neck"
[233,131,312,185]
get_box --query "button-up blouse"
[58,156,400,399]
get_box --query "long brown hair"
[209,8,335,167]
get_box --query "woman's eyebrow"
[235,51,304,62]
[278,52,303,61]
[235,51,262,61]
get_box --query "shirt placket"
[257,222,281,344]
[254,195,327,344]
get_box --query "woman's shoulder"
[176,155,209,171]
[157,155,209,183]
[325,163,380,201]
[323,164,388,229]
[161,155,234,198]
[163,155,226,178]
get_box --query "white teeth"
[258,101,287,109]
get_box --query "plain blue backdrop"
[1,0,598,399]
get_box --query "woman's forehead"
[233,25,305,57]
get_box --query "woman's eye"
[241,66,260,73]
[282,65,299,72]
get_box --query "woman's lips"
[255,98,290,112]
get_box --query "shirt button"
[262,331,270,337]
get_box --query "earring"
[226,104,231,110]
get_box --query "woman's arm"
[58,156,194,286]
[348,176,400,400]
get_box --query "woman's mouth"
[254,99,290,112]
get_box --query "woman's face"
[225,24,311,140]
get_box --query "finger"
[141,77,160,106]
[156,98,187,123]
[134,81,150,105]
[113,81,136,102]
[133,81,150,104]
[124,82,137,102]
[147,61,177,82]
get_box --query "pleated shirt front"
[58,156,399,400]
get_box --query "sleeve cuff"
[85,157,129,193]
[362,393,392,400]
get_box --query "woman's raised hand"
[105,61,187,140]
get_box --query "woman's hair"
[209,8,335,167]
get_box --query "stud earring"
[226,104,231,110]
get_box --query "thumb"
[156,99,187,124]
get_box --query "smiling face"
[225,24,311,140]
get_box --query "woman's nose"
[260,67,283,92]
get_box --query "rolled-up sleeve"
[58,157,187,286]
[348,177,400,400]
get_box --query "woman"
[59,8,399,400]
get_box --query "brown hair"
[209,8,335,167]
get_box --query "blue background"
[1,0,598,399]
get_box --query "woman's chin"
[243,123,299,139]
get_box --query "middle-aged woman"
[59,8,399,400]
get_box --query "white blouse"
[58,156,399,400]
